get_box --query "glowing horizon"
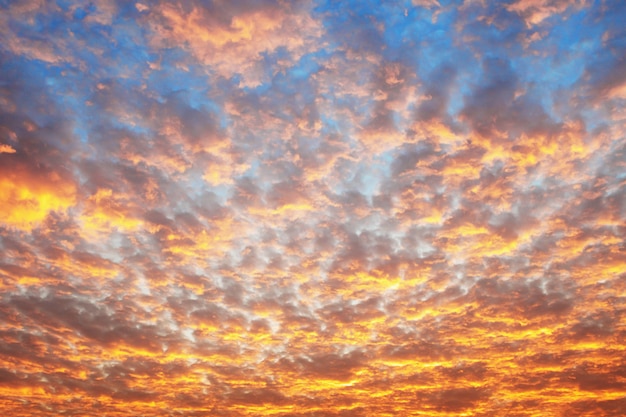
[1,0,625,416]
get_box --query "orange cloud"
[506,0,588,27]
[147,1,323,87]
[79,188,143,234]
[1,1,624,415]
[0,143,16,154]
[0,162,76,231]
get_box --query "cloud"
[0,0,624,415]
[0,144,16,154]
[146,0,323,87]
[506,0,588,27]
[0,157,77,231]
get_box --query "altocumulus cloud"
[0,0,625,416]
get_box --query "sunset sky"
[1,0,625,416]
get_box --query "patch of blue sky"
[312,0,351,24]
[318,106,363,149]
[175,86,220,115]
[1,58,55,121]
[454,9,525,61]
[397,11,459,82]
[213,108,232,132]
[46,80,93,144]
[373,149,394,176]
[315,0,387,51]
[267,71,299,99]
[391,1,452,45]
[516,60,584,124]
[72,6,89,21]
[447,80,471,119]
[147,51,202,96]
[98,48,150,86]
[289,52,322,82]
[577,107,610,137]
[36,6,71,33]
[116,1,147,18]
[72,123,90,145]
[392,109,410,133]
[533,12,599,85]
[519,54,584,92]
[51,0,73,12]
[519,12,603,123]
[273,71,319,112]
[318,113,342,135]
[374,2,418,54]
[243,159,261,181]
[146,65,226,129]
[529,176,547,189]
[109,22,150,57]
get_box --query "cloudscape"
[1,0,625,416]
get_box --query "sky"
[0,0,625,416]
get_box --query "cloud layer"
[1,0,625,416]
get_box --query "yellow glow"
[0,177,76,230]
